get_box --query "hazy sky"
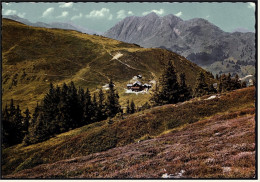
[2,2,256,33]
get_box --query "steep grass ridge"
[2,87,255,178]
[2,18,214,111]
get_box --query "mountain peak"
[144,12,159,19]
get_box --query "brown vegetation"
[2,87,255,178]
[5,107,255,178]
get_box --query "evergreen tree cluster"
[3,80,122,147]
[193,72,217,97]
[2,99,30,148]
[216,73,243,92]
[23,80,122,145]
[150,61,246,106]
[151,61,192,106]
[126,100,136,114]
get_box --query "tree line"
[3,80,122,147]
[2,61,249,147]
[150,60,247,106]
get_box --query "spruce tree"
[2,104,11,147]
[159,61,180,104]
[9,99,16,117]
[91,93,98,122]
[226,73,232,91]
[208,84,217,94]
[178,73,192,102]
[216,74,219,80]
[42,83,60,134]
[220,74,227,92]
[77,87,85,126]
[13,105,25,143]
[28,113,49,144]
[232,74,241,90]
[97,88,106,121]
[57,83,71,132]
[23,108,31,135]
[67,81,81,128]
[126,100,131,114]
[83,88,92,124]
[105,80,122,118]
[193,72,209,97]
[130,100,136,114]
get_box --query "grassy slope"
[2,87,255,177]
[6,109,255,178]
[2,18,214,111]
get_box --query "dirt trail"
[102,44,143,71]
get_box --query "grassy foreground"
[2,87,255,177]
[6,109,255,178]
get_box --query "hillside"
[104,13,255,77]
[2,87,255,178]
[3,15,99,35]
[2,18,214,111]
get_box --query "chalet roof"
[133,81,142,85]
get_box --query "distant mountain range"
[104,12,255,77]
[2,15,100,35]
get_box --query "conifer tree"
[97,88,106,121]
[83,88,92,124]
[241,81,247,88]
[208,84,217,94]
[67,81,81,128]
[216,74,219,80]
[9,99,16,117]
[159,61,180,104]
[78,87,85,126]
[31,102,40,125]
[193,72,209,97]
[91,93,98,122]
[42,83,60,134]
[178,73,192,102]
[23,108,31,135]
[57,83,71,132]
[2,104,11,147]
[4,103,25,146]
[232,74,241,90]
[13,105,25,143]
[126,100,131,114]
[28,113,49,144]
[226,73,232,91]
[130,100,136,114]
[105,80,122,118]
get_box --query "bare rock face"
[104,13,255,77]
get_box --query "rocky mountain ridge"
[104,12,255,77]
